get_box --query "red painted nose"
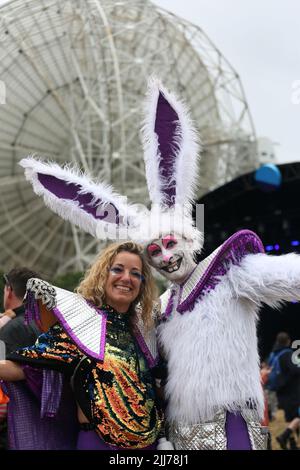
[162,254,172,263]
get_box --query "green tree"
[53,272,84,292]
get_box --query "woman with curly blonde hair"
[0,241,163,450]
[77,240,157,332]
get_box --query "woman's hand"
[0,361,25,381]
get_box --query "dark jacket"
[275,347,300,408]
[0,305,40,356]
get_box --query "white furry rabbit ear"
[141,78,200,209]
[19,157,137,240]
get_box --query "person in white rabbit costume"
[19,79,299,450]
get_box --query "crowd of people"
[262,332,300,450]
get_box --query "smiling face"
[146,234,196,283]
[104,251,144,313]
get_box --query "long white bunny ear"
[142,78,200,209]
[20,157,139,240]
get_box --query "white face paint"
[146,234,197,284]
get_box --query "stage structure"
[198,162,300,357]
[0,0,257,276]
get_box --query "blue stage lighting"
[274,244,280,250]
[291,240,300,246]
[265,245,273,251]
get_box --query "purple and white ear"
[141,78,200,209]
[19,157,139,240]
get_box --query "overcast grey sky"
[154,0,300,164]
[0,0,299,163]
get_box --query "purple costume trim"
[79,416,251,450]
[37,173,121,224]
[23,291,157,368]
[134,326,158,368]
[21,366,64,418]
[52,305,106,361]
[85,301,108,362]
[77,430,157,450]
[176,230,264,314]
[99,311,107,361]
[24,290,41,325]
[155,92,179,207]
[41,369,64,418]
[164,289,176,320]
[226,412,251,450]
[3,377,78,450]
[21,365,43,399]
[24,292,107,360]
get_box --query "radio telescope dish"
[0,0,257,276]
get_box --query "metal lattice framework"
[0,0,258,277]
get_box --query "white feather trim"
[228,252,300,307]
[159,251,300,424]
[20,156,140,240]
[133,206,203,253]
[20,79,202,248]
[141,77,201,208]
[159,277,264,424]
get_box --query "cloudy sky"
[154,0,300,164]
[0,0,299,163]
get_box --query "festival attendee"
[0,269,41,355]
[0,268,41,450]
[0,242,162,450]
[268,332,300,450]
[260,361,272,449]
[18,79,300,449]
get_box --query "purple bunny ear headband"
[20,78,203,253]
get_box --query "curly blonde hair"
[76,241,158,330]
